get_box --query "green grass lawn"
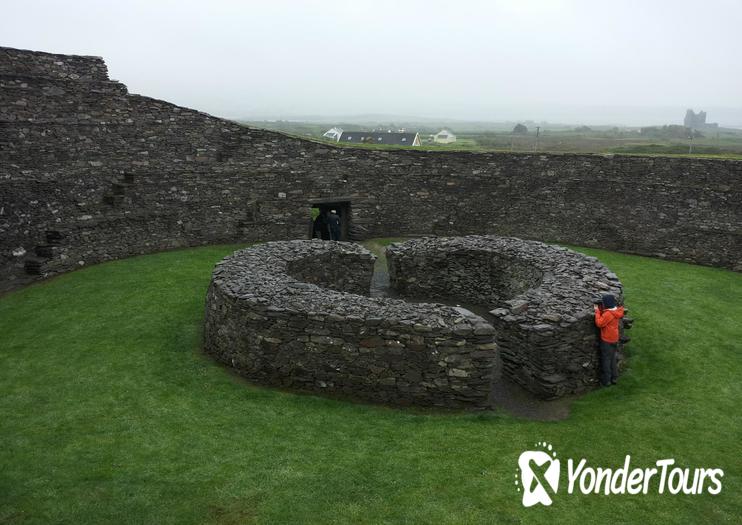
[0,244,740,524]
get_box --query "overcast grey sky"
[2,0,741,125]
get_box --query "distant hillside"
[238,119,742,158]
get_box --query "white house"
[433,129,456,144]
[322,127,343,141]
[338,131,421,146]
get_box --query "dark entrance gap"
[309,199,351,241]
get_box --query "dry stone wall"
[2,46,741,292]
[203,240,498,408]
[387,236,624,398]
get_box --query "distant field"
[241,120,742,159]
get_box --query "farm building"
[434,129,456,144]
[322,127,343,141]
[338,131,421,146]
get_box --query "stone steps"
[34,244,62,258]
[102,172,135,207]
[23,256,48,275]
[23,229,67,276]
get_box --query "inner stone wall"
[203,241,498,408]
[387,236,624,398]
[286,252,372,295]
[2,46,741,292]
[389,248,545,305]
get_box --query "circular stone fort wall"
[204,236,625,407]
[1,47,740,294]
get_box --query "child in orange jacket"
[594,294,625,386]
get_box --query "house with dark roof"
[338,131,421,146]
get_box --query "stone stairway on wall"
[23,229,67,276]
[102,172,135,207]
[23,172,137,276]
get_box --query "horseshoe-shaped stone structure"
[203,236,625,407]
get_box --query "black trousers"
[600,341,619,385]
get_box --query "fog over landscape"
[2,0,741,126]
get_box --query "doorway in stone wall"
[308,200,351,241]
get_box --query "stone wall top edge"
[387,235,609,268]
[0,73,120,86]
[322,145,742,164]
[0,46,108,83]
[0,46,104,60]
[386,235,623,325]
[211,241,490,328]
[125,93,236,120]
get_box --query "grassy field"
[243,120,742,159]
[0,244,740,524]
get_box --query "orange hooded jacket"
[594,306,625,343]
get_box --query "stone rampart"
[2,46,740,293]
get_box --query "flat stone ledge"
[386,236,625,398]
[203,240,498,409]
